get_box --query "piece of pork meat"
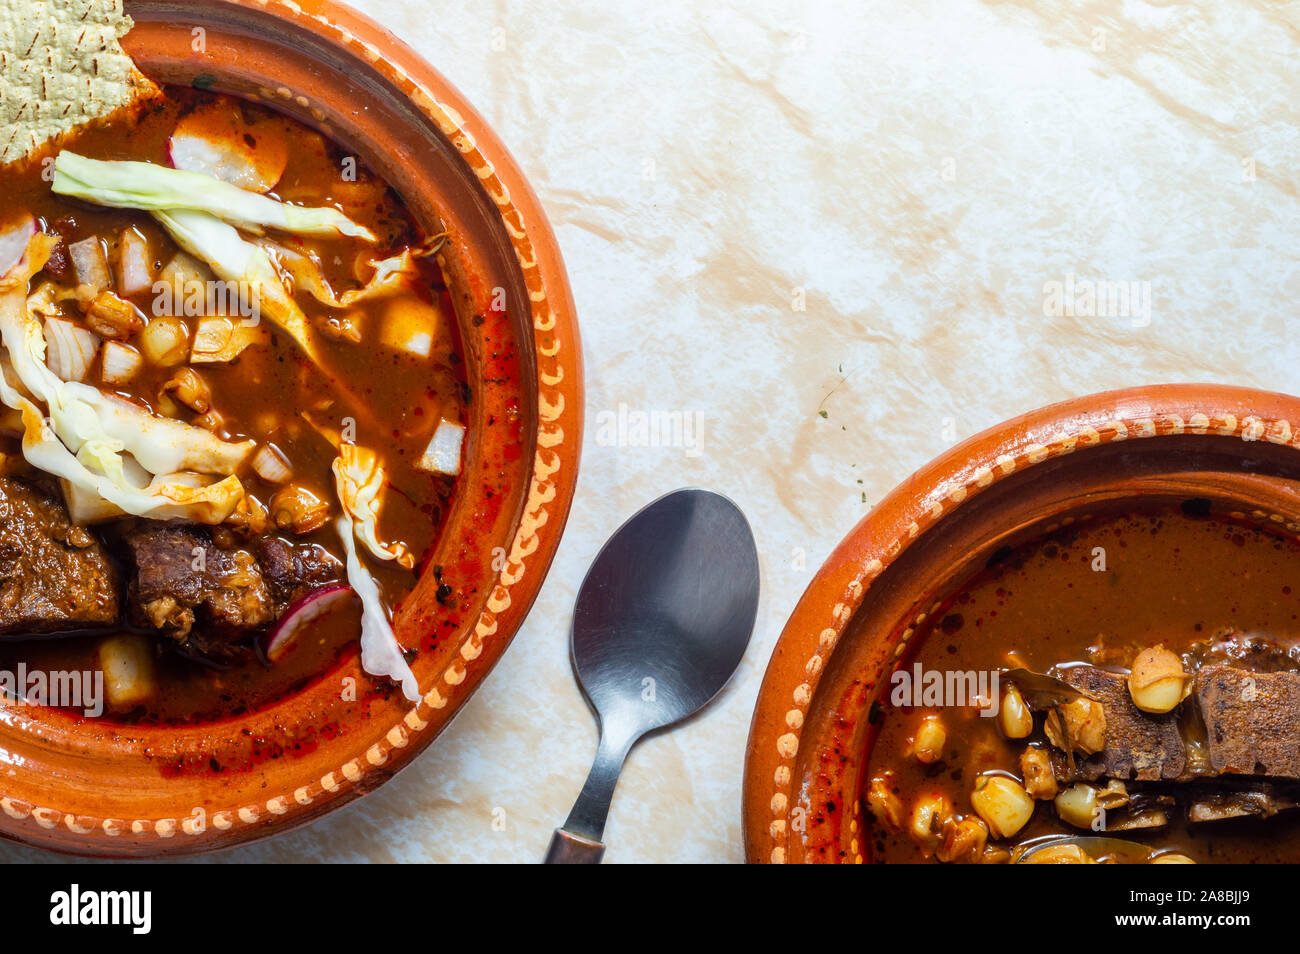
[254,536,342,606]
[1051,665,1188,782]
[121,523,341,662]
[0,476,119,635]
[1195,665,1300,778]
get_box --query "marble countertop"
[5,0,1296,864]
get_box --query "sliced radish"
[0,215,37,278]
[264,584,357,662]
[169,97,290,193]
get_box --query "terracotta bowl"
[743,384,1300,863]
[0,0,582,856]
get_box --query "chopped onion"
[99,634,157,709]
[158,250,214,293]
[61,454,150,524]
[116,227,153,296]
[67,237,111,292]
[264,584,356,662]
[251,442,293,484]
[0,215,36,278]
[100,340,142,384]
[380,297,439,357]
[43,316,100,382]
[416,419,465,476]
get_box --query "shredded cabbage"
[262,240,418,309]
[331,442,414,569]
[0,235,247,523]
[313,418,421,701]
[52,152,376,241]
[69,386,252,475]
[152,208,316,360]
[0,363,245,523]
[335,514,420,703]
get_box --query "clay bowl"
[743,384,1300,863]
[0,0,582,856]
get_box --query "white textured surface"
[4,0,1297,864]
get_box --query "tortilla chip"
[0,0,157,164]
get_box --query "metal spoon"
[1013,835,1155,864]
[543,488,760,863]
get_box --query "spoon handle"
[543,731,631,864]
[544,828,605,863]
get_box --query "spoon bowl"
[1013,835,1155,864]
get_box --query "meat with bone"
[1027,660,1300,827]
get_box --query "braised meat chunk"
[121,523,340,662]
[1195,665,1300,778]
[1052,666,1188,782]
[254,536,342,606]
[0,476,119,634]
[123,524,274,661]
